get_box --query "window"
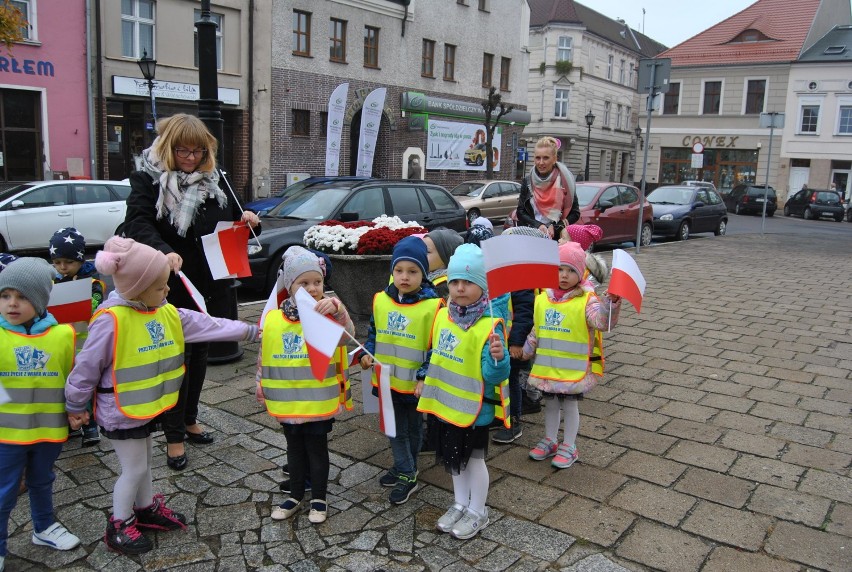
[702,81,722,114]
[364,26,379,67]
[628,62,634,87]
[619,59,625,84]
[19,185,68,207]
[443,44,456,80]
[10,0,33,40]
[293,10,310,56]
[730,28,770,43]
[121,0,154,58]
[603,101,611,126]
[194,10,223,70]
[0,90,41,181]
[838,105,852,134]
[744,79,766,114]
[422,39,435,77]
[554,88,569,118]
[330,18,346,62]
[800,105,819,133]
[424,186,458,211]
[500,57,510,91]
[599,186,619,205]
[73,184,113,205]
[481,53,493,87]
[616,104,622,130]
[663,82,680,114]
[557,36,572,61]
[319,112,328,136]
[606,55,613,80]
[478,0,488,10]
[619,185,638,205]
[388,186,427,217]
[342,187,385,219]
[625,106,631,130]
[292,109,310,136]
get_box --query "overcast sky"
[591,0,758,49]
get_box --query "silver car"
[450,180,521,224]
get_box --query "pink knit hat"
[95,236,168,300]
[565,224,603,251]
[558,241,586,277]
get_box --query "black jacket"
[507,288,535,347]
[516,173,581,232]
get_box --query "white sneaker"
[32,522,81,550]
[436,503,466,533]
[451,507,490,540]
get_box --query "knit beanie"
[281,246,324,293]
[447,243,488,292]
[426,228,463,267]
[0,252,18,272]
[471,216,493,231]
[95,236,168,300]
[0,257,54,316]
[558,241,586,277]
[565,224,603,252]
[48,227,86,261]
[502,225,549,239]
[465,224,494,246]
[391,236,428,278]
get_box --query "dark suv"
[783,189,845,221]
[725,184,777,216]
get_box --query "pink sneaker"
[552,443,579,469]
[529,437,558,460]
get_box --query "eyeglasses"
[174,147,207,159]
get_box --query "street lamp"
[634,125,643,149]
[584,110,595,181]
[137,49,157,127]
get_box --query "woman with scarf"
[515,136,580,240]
[122,114,260,471]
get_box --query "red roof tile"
[659,0,821,66]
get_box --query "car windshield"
[269,187,351,220]
[576,184,601,207]
[747,187,775,197]
[451,183,485,197]
[648,187,693,205]
[275,178,316,198]
[817,192,840,204]
[0,184,34,202]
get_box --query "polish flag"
[258,271,287,330]
[610,249,646,312]
[201,221,252,280]
[373,361,396,438]
[294,288,345,381]
[480,234,560,298]
[177,271,207,314]
[47,279,92,324]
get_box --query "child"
[523,241,621,469]
[417,244,510,540]
[358,237,443,505]
[49,227,104,447]
[256,246,354,525]
[64,237,259,555]
[422,228,463,300]
[0,258,82,571]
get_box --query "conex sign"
[682,135,739,148]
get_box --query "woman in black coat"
[122,114,260,470]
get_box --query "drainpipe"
[85,0,96,178]
[93,0,105,178]
[247,0,254,198]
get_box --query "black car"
[725,184,777,216]
[647,185,728,240]
[783,189,845,221]
[244,180,467,291]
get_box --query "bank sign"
[426,119,502,172]
[112,76,240,106]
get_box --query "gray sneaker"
[492,417,522,444]
[451,507,489,540]
[436,503,466,533]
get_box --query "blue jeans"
[509,358,524,419]
[0,441,64,556]
[389,402,422,478]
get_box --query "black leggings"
[159,342,209,444]
[282,424,329,502]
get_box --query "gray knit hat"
[425,228,463,267]
[0,257,55,316]
[281,246,325,293]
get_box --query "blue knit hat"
[391,236,428,278]
[48,227,86,261]
[465,224,494,246]
[0,253,18,272]
[447,243,488,292]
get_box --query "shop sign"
[401,92,531,125]
[426,119,502,172]
[682,135,739,148]
[0,56,53,76]
[112,76,240,105]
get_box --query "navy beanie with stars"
[48,227,86,261]
[0,252,18,272]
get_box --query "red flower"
[355,226,427,255]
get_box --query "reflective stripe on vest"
[103,305,185,420]
[260,311,349,419]
[372,293,442,394]
[0,325,75,444]
[417,309,497,428]
[530,291,603,382]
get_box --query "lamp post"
[584,110,595,181]
[137,49,157,127]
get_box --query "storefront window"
[0,89,41,182]
[659,147,757,193]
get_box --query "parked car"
[245,176,370,216]
[0,180,130,252]
[681,180,718,193]
[244,180,466,291]
[451,180,520,224]
[575,182,654,247]
[724,184,777,216]
[647,185,728,240]
[783,188,845,221]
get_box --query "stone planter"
[326,254,391,334]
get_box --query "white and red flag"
[610,249,646,312]
[201,221,252,280]
[294,288,345,381]
[480,234,560,298]
[372,361,396,438]
[47,279,92,324]
[177,271,208,314]
[258,271,287,330]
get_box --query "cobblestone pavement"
[4,234,850,572]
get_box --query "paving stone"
[542,464,626,502]
[457,537,498,562]
[798,469,852,504]
[719,430,785,458]
[765,520,849,571]
[265,541,305,566]
[698,392,755,413]
[417,545,459,571]
[6,534,88,570]
[747,483,832,527]
[771,422,834,447]
[562,553,633,572]
[607,407,670,432]
[609,480,696,526]
[781,442,851,474]
[609,450,687,486]
[195,462,248,486]
[337,461,383,489]
[539,494,633,547]
[323,506,376,536]
[139,543,215,571]
[805,411,851,434]
[664,440,737,472]
[472,545,521,571]
[197,501,260,536]
[203,486,252,507]
[658,418,724,444]
[488,474,567,519]
[387,515,415,553]
[702,546,801,572]
[680,500,771,550]
[482,515,574,560]
[673,467,755,508]
[209,445,277,474]
[607,426,677,455]
[615,520,711,572]
[711,411,772,435]
[650,384,706,404]
[294,524,325,554]
[609,391,668,411]
[579,400,623,422]
[217,555,248,572]
[656,401,718,423]
[488,445,564,483]
[825,502,852,537]
[728,454,805,489]
[577,439,627,468]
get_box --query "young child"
[524,241,621,469]
[64,237,259,555]
[422,228,463,300]
[49,227,105,447]
[358,237,443,504]
[417,244,510,540]
[1,258,82,571]
[256,246,354,525]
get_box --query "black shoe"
[134,494,187,530]
[68,427,82,438]
[378,470,398,487]
[521,395,542,415]
[487,417,504,431]
[105,514,153,555]
[279,478,311,494]
[185,431,214,444]
[82,425,101,447]
[281,463,289,477]
[167,454,188,471]
[389,474,418,505]
[492,417,523,444]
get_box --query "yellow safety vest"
[530,291,604,383]
[260,311,352,419]
[99,305,186,420]
[372,293,443,394]
[0,325,75,444]
[418,309,509,428]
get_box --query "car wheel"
[677,221,690,241]
[847,209,852,222]
[804,207,813,220]
[783,205,790,216]
[639,223,652,247]
[714,219,726,236]
[475,156,483,166]
[835,214,844,222]
[766,209,775,217]
[734,204,741,215]
[467,209,481,225]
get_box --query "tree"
[481,87,514,180]
[0,0,25,53]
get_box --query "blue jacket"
[0,312,58,335]
[472,304,511,427]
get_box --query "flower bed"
[304,215,426,255]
